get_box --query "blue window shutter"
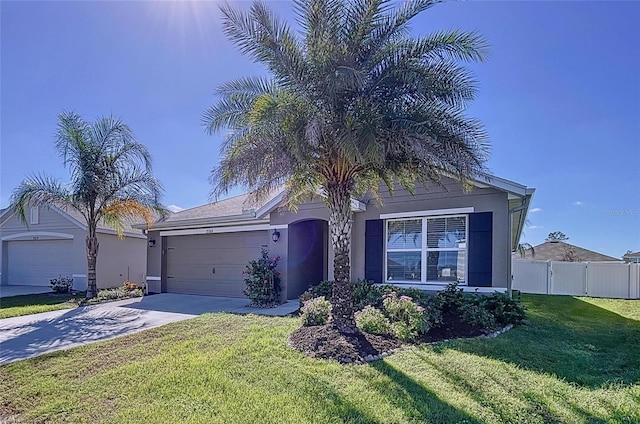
[467,212,492,287]
[365,219,384,283]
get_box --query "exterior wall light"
[148,239,156,248]
[272,230,281,243]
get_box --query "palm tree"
[517,242,535,257]
[10,112,165,298]
[203,0,489,333]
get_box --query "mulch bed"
[289,325,403,363]
[288,313,492,364]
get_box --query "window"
[386,215,467,284]
[30,207,39,225]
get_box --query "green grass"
[1,295,638,423]
[0,293,84,319]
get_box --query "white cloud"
[573,201,585,206]
[527,225,544,229]
[530,207,542,213]
[167,204,184,213]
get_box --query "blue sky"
[2,1,639,258]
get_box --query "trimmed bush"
[299,280,334,306]
[94,286,143,302]
[301,296,332,326]
[459,297,497,330]
[482,292,527,326]
[50,276,73,294]
[433,282,466,313]
[355,306,391,335]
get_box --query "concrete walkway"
[0,294,299,365]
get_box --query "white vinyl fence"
[513,260,640,299]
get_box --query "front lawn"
[0,293,84,319]
[1,295,638,423]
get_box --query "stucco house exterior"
[0,204,147,290]
[140,174,534,300]
[514,241,622,263]
[623,251,640,264]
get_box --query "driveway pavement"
[0,285,53,298]
[0,294,299,365]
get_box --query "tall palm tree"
[203,0,490,332]
[10,112,165,298]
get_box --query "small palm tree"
[517,242,535,257]
[10,111,165,298]
[204,0,489,332]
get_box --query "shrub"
[50,276,73,294]
[351,279,385,310]
[243,248,282,305]
[355,306,391,335]
[482,292,526,326]
[301,296,332,326]
[122,281,140,292]
[382,292,427,341]
[434,282,466,313]
[459,296,497,330]
[299,280,334,306]
[420,296,444,329]
[96,287,128,301]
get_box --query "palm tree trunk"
[86,235,99,299]
[326,182,357,333]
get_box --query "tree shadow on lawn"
[434,295,640,389]
[366,360,482,423]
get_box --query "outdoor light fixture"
[272,230,281,243]
[148,239,156,248]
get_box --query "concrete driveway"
[1,285,53,298]
[0,294,298,365]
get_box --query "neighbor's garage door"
[166,231,267,297]
[7,239,74,286]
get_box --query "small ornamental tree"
[11,112,165,299]
[243,248,282,305]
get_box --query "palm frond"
[517,242,535,257]
[9,174,75,223]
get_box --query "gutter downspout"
[507,198,530,298]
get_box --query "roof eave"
[141,215,269,232]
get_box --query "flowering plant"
[383,291,427,341]
[243,248,282,305]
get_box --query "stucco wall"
[0,207,87,285]
[351,182,509,287]
[271,178,510,288]
[146,230,163,278]
[96,233,147,288]
[0,206,147,289]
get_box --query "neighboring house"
[139,174,534,300]
[0,204,147,289]
[623,251,640,264]
[515,241,621,262]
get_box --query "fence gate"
[513,260,640,299]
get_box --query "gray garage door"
[166,231,267,297]
[7,239,74,286]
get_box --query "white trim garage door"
[7,239,74,286]
[166,231,267,297]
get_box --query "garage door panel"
[7,240,73,286]
[166,231,267,297]
[167,247,258,264]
